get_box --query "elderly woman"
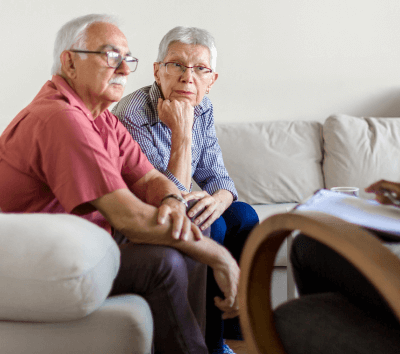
[113,26,259,354]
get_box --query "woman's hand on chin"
[157,98,194,134]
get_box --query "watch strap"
[161,194,189,208]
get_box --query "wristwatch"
[161,194,188,208]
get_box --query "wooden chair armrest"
[238,210,400,354]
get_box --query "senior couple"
[0,14,258,354]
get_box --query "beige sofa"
[215,114,400,307]
[2,114,399,352]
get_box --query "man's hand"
[184,190,233,231]
[158,197,203,241]
[365,180,400,207]
[157,98,194,133]
[211,248,240,319]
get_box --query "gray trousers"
[110,242,208,354]
[111,201,209,354]
[274,234,400,354]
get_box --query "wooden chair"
[238,210,400,354]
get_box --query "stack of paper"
[295,189,400,238]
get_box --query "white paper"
[295,189,400,236]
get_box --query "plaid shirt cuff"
[163,169,190,193]
[203,180,238,201]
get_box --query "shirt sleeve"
[116,109,190,193]
[112,115,154,189]
[192,104,238,200]
[36,109,132,213]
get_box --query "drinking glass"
[330,187,359,197]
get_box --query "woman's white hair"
[156,26,217,72]
[51,14,119,75]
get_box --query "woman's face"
[154,42,218,106]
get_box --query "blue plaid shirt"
[112,82,238,200]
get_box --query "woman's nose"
[180,66,194,82]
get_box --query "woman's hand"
[365,180,400,207]
[157,98,194,133]
[184,189,233,231]
[157,98,194,190]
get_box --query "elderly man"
[113,26,259,354]
[0,14,240,354]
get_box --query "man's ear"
[207,72,218,93]
[153,62,161,85]
[60,50,77,79]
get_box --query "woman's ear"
[153,62,161,85]
[207,72,219,94]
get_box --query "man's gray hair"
[51,14,119,75]
[156,26,217,72]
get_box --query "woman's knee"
[223,201,259,232]
[211,216,227,245]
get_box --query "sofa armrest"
[0,213,120,322]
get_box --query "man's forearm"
[95,188,232,270]
[91,187,239,308]
[131,169,184,207]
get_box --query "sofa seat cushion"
[252,203,298,223]
[0,295,153,354]
[323,115,400,199]
[216,121,324,204]
[250,203,297,267]
[0,213,120,322]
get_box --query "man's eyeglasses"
[160,62,212,78]
[70,50,138,72]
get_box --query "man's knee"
[126,245,189,288]
[151,246,188,277]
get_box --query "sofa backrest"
[215,120,324,204]
[323,115,400,199]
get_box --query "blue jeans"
[205,201,259,352]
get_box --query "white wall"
[2,0,400,133]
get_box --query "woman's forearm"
[167,129,192,190]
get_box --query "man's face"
[154,42,218,107]
[71,22,131,108]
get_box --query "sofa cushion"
[323,115,400,199]
[252,203,298,223]
[216,121,324,204]
[0,213,120,322]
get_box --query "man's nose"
[116,60,131,75]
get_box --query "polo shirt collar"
[51,75,94,121]
[148,81,205,124]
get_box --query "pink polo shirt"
[0,75,154,233]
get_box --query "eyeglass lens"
[165,63,211,77]
[108,52,138,72]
